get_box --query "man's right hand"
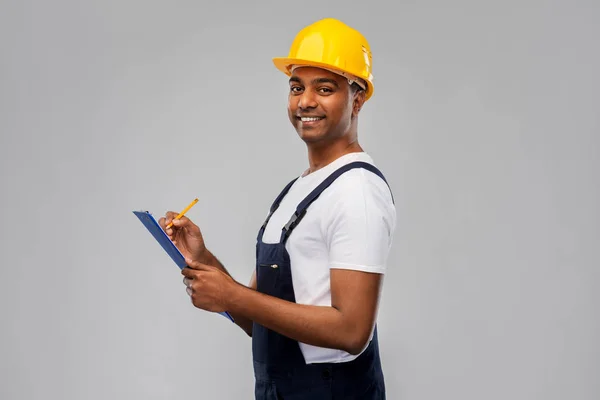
[158,212,208,264]
[160,211,256,336]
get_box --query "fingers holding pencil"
[166,198,198,229]
[159,212,177,238]
[157,198,208,262]
[160,212,191,239]
[169,215,203,239]
[158,197,199,238]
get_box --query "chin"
[296,129,327,143]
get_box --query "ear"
[352,90,367,118]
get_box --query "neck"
[304,133,363,176]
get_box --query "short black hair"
[350,82,365,94]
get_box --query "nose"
[297,89,318,110]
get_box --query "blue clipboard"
[133,210,234,323]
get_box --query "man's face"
[287,67,361,143]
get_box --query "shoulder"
[319,163,396,235]
[327,162,394,209]
[316,161,397,273]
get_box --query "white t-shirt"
[261,152,397,364]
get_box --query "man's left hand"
[181,259,236,313]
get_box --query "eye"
[318,87,334,94]
[290,86,303,94]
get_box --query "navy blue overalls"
[252,161,393,400]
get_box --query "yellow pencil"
[166,198,199,229]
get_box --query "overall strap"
[260,177,299,231]
[280,161,394,243]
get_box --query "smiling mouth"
[297,116,325,123]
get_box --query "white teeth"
[301,117,323,122]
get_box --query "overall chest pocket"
[256,262,281,295]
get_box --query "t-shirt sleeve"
[322,171,396,274]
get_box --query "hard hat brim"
[272,57,373,101]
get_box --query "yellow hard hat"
[273,18,374,101]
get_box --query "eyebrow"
[289,76,340,88]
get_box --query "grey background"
[1,0,598,399]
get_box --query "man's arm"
[230,269,382,355]
[185,261,383,355]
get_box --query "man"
[159,18,396,399]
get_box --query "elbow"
[344,331,371,356]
